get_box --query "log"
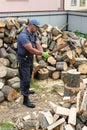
[68,107,77,125]
[51,71,60,80]
[40,111,53,125]
[49,41,56,51]
[6,47,16,54]
[17,18,29,25]
[46,118,65,130]
[64,69,80,96]
[0,58,10,66]
[7,77,20,87]
[17,23,26,34]
[0,21,6,27]
[42,43,48,52]
[80,90,87,111]
[39,113,49,130]
[56,62,67,71]
[51,27,63,36]
[78,63,87,74]
[0,66,7,78]
[41,36,48,44]
[64,124,75,130]
[47,56,56,66]
[6,67,18,78]
[0,91,4,102]
[47,66,56,77]
[38,60,48,68]
[0,48,8,58]
[67,69,80,88]
[11,19,20,29]
[82,126,87,130]
[49,102,70,116]
[7,53,17,63]
[0,66,18,78]
[61,71,67,84]
[8,27,17,42]
[0,39,3,47]
[1,85,18,101]
[5,19,14,30]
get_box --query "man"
[17,19,49,108]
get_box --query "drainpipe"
[66,11,68,31]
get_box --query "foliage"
[74,30,83,37]
[74,30,87,39]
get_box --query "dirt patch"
[0,78,64,123]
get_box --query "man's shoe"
[23,101,35,108]
[23,96,35,108]
[29,90,35,94]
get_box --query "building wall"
[65,0,87,10]
[0,0,64,13]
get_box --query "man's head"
[29,19,42,28]
[28,19,42,33]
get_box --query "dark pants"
[18,56,33,96]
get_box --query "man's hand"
[42,52,50,59]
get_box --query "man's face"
[31,24,39,33]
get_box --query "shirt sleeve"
[18,33,31,45]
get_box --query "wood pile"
[0,17,28,102]
[0,17,87,129]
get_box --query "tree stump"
[64,69,81,96]
[36,68,49,80]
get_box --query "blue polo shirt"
[17,29,37,56]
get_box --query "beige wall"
[65,0,87,10]
[0,0,63,12]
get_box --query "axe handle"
[49,43,68,55]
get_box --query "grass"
[30,81,40,89]
[0,122,18,130]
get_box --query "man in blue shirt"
[17,19,49,108]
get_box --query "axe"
[49,39,76,55]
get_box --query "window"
[80,0,86,6]
[71,0,77,6]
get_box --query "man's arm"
[36,40,43,52]
[23,42,43,55]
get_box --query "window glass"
[80,0,86,6]
[71,0,77,5]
